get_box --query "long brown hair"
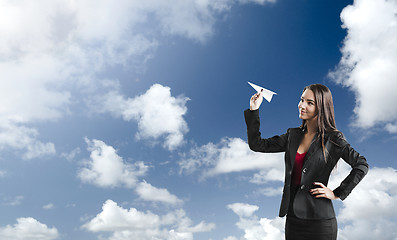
[300,84,339,160]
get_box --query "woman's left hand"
[310,182,339,200]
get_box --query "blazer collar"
[289,128,304,167]
[289,127,320,167]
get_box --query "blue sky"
[0,0,397,239]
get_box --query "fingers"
[313,182,326,188]
[309,184,336,200]
[258,90,263,98]
[250,91,263,110]
[310,183,325,195]
[311,188,326,199]
[253,92,260,100]
[310,188,324,194]
[315,194,327,198]
[253,91,263,100]
[250,93,260,103]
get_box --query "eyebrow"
[301,97,315,103]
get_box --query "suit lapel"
[303,133,321,166]
[289,128,304,167]
[289,128,322,168]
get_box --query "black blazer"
[244,109,368,220]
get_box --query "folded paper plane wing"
[248,82,277,102]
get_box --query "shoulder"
[328,131,344,139]
[327,131,349,148]
[284,127,303,140]
[289,127,303,133]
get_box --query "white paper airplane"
[248,82,277,102]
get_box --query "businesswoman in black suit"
[244,84,368,240]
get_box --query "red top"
[292,152,307,185]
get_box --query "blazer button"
[300,185,305,190]
[302,168,307,173]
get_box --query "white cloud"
[79,138,184,206]
[135,181,183,206]
[238,0,277,4]
[228,203,285,240]
[338,167,397,221]
[250,168,284,184]
[223,161,397,240]
[178,141,218,175]
[60,147,81,162]
[329,0,397,133]
[222,161,397,240]
[83,200,160,232]
[385,123,397,134]
[82,200,215,240]
[338,219,397,240]
[97,84,189,151]
[0,0,213,71]
[0,56,71,122]
[78,138,148,188]
[227,203,259,218]
[3,196,24,207]
[327,162,397,240]
[0,1,72,159]
[254,187,283,197]
[179,138,397,239]
[0,0,271,158]
[43,203,55,210]
[0,217,59,240]
[1,0,268,75]
[179,137,284,178]
[0,120,56,160]
[223,236,239,240]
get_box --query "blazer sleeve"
[332,133,369,200]
[244,109,288,153]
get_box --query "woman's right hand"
[250,90,263,110]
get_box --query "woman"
[244,84,368,240]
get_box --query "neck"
[305,119,318,134]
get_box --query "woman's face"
[298,89,318,121]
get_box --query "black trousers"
[285,185,337,240]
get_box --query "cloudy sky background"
[0,0,396,239]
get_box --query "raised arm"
[244,108,288,153]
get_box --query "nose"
[298,101,304,109]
